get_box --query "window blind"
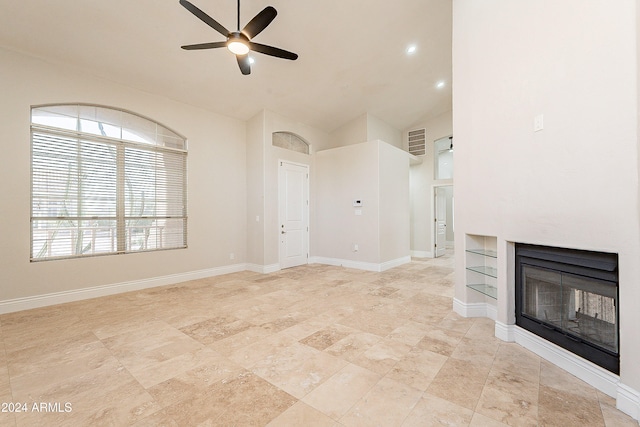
[31,104,187,261]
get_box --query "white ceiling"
[0,0,452,133]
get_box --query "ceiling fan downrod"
[237,0,241,32]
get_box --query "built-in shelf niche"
[465,235,498,300]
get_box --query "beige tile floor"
[0,252,637,426]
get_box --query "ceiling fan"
[179,0,298,75]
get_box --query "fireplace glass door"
[522,265,618,355]
[516,244,619,374]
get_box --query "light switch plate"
[534,114,544,132]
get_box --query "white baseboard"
[246,263,280,274]
[309,256,379,271]
[617,382,640,422]
[0,256,409,315]
[411,250,433,258]
[486,304,497,321]
[310,256,410,272]
[496,323,640,421]
[0,256,411,314]
[452,298,497,320]
[0,263,247,315]
[380,256,412,271]
[466,319,640,422]
[495,321,515,342]
[512,326,620,399]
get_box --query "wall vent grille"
[408,128,426,156]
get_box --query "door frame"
[431,183,454,258]
[278,159,310,269]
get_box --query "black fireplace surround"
[515,243,619,374]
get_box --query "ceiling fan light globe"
[228,41,249,55]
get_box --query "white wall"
[453,0,640,408]
[315,142,381,264]
[232,110,331,270]
[379,142,411,263]
[0,48,247,303]
[263,110,330,268]
[407,110,452,256]
[315,140,410,269]
[252,110,404,270]
[245,110,330,270]
[328,113,402,150]
[328,114,368,149]
[445,185,454,244]
[246,111,266,267]
[367,114,402,149]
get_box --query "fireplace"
[515,244,619,374]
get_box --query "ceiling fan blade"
[241,6,277,39]
[236,54,251,75]
[179,0,229,37]
[181,41,227,50]
[249,42,298,60]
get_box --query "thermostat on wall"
[353,199,363,207]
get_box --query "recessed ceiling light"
[406,45,417,55]
[436,81,446,89]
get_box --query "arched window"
[272,131,310,154]
[30,104,187,260]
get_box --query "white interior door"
[435,186,447,257]
[279,161,309,269]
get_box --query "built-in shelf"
[467,283,498,299]
[465,235,498,300]
[466,265,498,278]
[466,248,497,258]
